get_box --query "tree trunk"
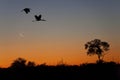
[98,55,101,61]
[97,55,104,63]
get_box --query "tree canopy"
[85,39,110,62]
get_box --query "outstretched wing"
[38,14,42,19]
[21,8,31,14]
[34,15,38,20]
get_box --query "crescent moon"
[19,32,24,38]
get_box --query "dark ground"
[0,62,120,80]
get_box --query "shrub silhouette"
[27,61,36,67]
[0,57,119,80]
[10,57,27,68]
[85,39,110,62]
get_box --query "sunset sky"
[0,0,120,67]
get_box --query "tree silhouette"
[10,57,27,68]
[85,39,110,62]
[27,61,36,67]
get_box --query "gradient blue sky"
[0,0,120,67]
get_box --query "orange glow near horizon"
[0,32,120,68]
[0,41,120,68]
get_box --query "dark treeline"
[0,58,120,80]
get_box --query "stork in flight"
[21,8,31,14]
[33,14,46,22]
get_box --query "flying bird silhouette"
[21,8,31,14]
[33,14,46,22]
